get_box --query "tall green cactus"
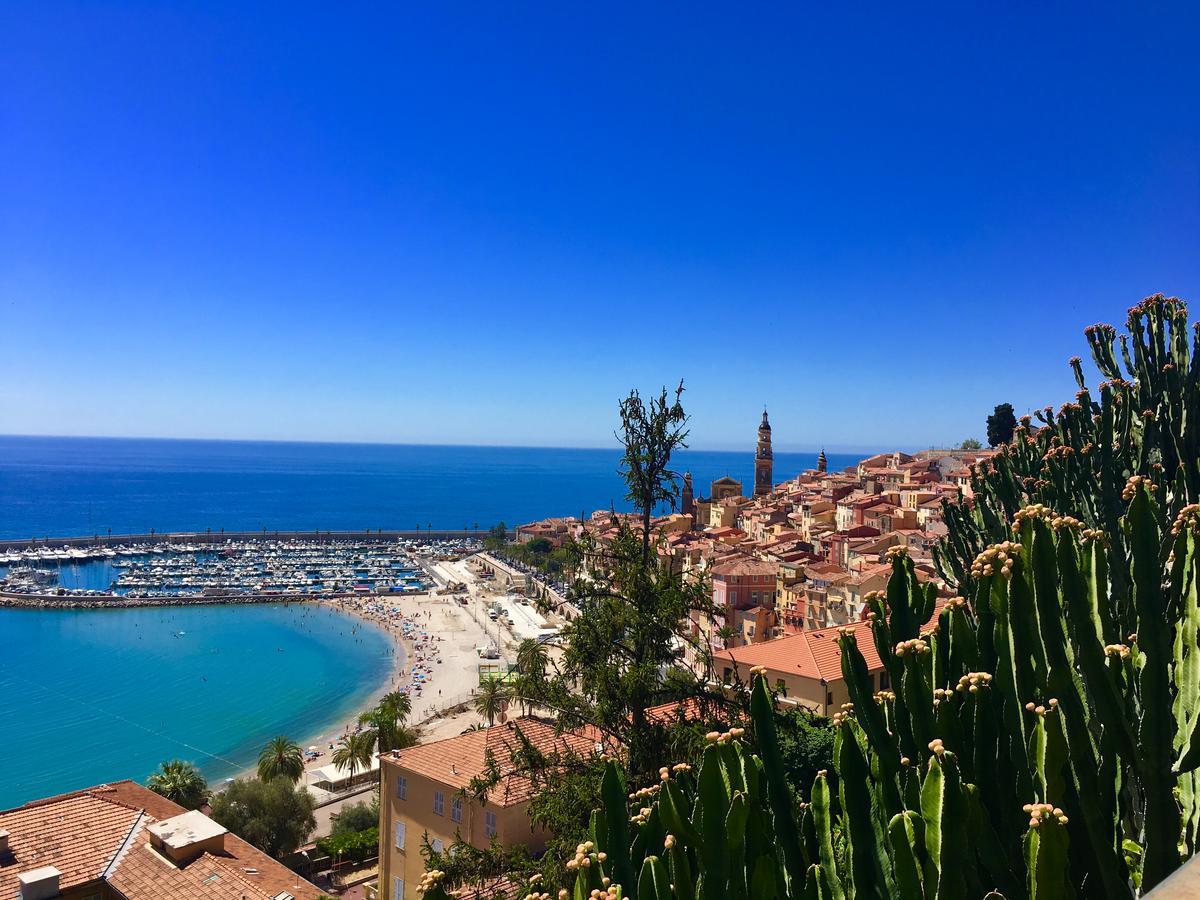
[531,485,1200,900]
[934,294,1197,616]
[508,297,1200,900]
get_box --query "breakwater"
[0,589,346,610]
[0,528,489,551]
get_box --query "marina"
[0,537,479,599]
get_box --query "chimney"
[147,810,227,866]
[18,866,61,900]
[0,828,9,853]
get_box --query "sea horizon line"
[0,432,910,457]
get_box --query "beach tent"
[309,755,381,792]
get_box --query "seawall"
[0,528,488,550]
[0,590,357,610]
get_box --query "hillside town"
[514,411,993,713]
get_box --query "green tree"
[257,735,304,784]
[208,777,316,858]
[359,690,419,753]
[331,731,376,787]
[474,677,510,726]
[544,383,716,777]
[525,536,553,555]
[515,638,549,679]
[986,401,1017,446]
[774,707,836,803]
[331,797,379,836]
[959,436,983,450]
[146,759,208,809]
[483,522,508,552]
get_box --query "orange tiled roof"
[711,556,776,578]
[386,718,612,807]
[0,781,322,900]
[714,604,943,682]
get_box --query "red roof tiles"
[0,781,322,900]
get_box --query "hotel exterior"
[377,718,609,900]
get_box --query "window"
[879,670,891,691]
[431,838,445,854]
[485,810,497,838]
[775,679,787,695]
[393,876,405,900]
[396,776,407,800]
[433,791,445,815]
[394,822,406,850]
[451,796,462,823]
[730,591,737,603]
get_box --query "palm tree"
[147,759,208,809]
[358,691,414,753]
[515,638,548,678]
[379,690,411,722]
[474,678,510,727]
[332,731,376,788]
[391,723,421,750]
[257,736,304,784]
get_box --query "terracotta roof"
[714,604,943,682]
[0,781,322,900]
[385,718,612,807]
[711,556,776,578]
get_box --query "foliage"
[316,826,379,862]
[257,735,304,784]
[774,708,836,805]
[484,522,509,552]
[937,295,1199,600]
[475,677,511,726]
[527,674,813,900]
[208,776,316,858]
[532,383,715,777]
[960,437,983,450]
[506,296,1200,900]
[422,835,534,899]
[526,537,554,555]
[360,690,419,753]
[331,731,377,786]
[987,402,1017,447]
[331,797,379,836]
[505,538,576,577]
[146,759,208,809]
[426,383,733,896]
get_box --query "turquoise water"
[0,602,394,808]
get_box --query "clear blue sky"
[1,4,1197,451]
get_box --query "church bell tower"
[754,409,773,497]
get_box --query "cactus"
[508,297,1200,900]
[532,481,1199,900]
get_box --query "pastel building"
[377,718,608,900]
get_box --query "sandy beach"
[286,590,497,788]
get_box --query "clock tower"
[754,409,773,497]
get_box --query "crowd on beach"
[361,598,445,699]
[307,595,454,760]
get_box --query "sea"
[0,435,867,808]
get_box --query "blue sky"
[1,3,1197,451]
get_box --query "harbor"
[0,536,479,600]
